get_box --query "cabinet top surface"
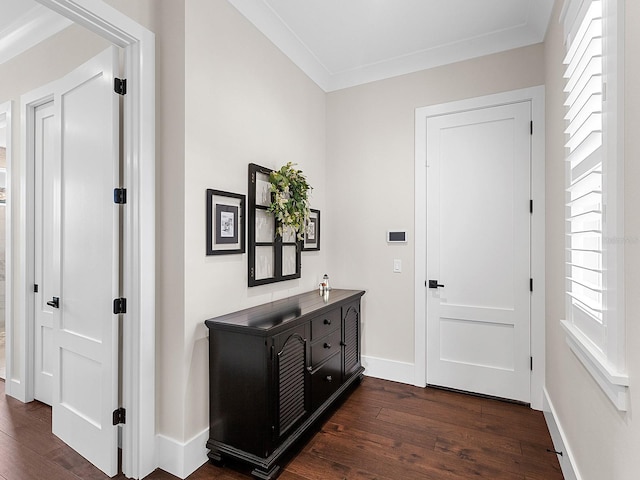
[205,289,365,334]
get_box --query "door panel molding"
[414,86,545,409]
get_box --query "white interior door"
[34,100,56,406]
[426,102,531,403]
[50,46,121,477]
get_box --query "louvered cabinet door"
[342,302,361,380]
[275,329,309,439]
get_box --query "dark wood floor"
[0,377,562,479]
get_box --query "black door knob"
[428,280,445,289]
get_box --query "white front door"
[34,100,56,406]
[426,101,531,403]
[50,46,121,477]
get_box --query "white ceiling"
[228,0,555,91]
[0,0,555,91]
[0,0,71,65]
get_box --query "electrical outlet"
[393,259,402,273]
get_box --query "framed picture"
[302,209,320,251]
[248,163,301,286]
[206,189,245,255]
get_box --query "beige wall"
[544,0,640,479]
[325,45,545,364]
[181,0,327,440]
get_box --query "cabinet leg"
[251,464,280,480]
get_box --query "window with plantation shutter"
[564,0,604,349]
[560,0,628,411]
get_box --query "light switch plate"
[393,259,402,273]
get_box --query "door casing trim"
[414,86,545,409]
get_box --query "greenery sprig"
[268,162,312,240]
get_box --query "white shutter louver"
[561,0,629,411]
[564,0,605,348]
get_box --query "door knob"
[47,296,60,308]
[428,280,445,289]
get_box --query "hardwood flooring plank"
[0,377,561,480]
[285,450,382,480]
[0,430,80,480]
[376,407,524,456]
[322,416,439,452]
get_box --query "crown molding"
[0,5,72,65]
[229,0,554,92]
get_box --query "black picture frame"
[248,163,301,287]
[302,209,320,251]
[206,189,245,255]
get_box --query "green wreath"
[268,162,312,240]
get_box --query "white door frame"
[414,86,545,410]
[6,1,156,478]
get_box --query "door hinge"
[113,297,127,314]
[530,199,533,214]
[114,188,127,204]
[530,121,533,135]
[34,284,39,293]
[114,78,127,95]
[112,407,126,425]
[529,278,533,292]
[530,356,533,371]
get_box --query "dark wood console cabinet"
[205,289,365,479]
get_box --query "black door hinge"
[113,298,127,314]
[114,78,127,95]
[112,407,126,425]
[114,188,127,204]
[530,121,534,135]
[529,278,534,292]
[530,356,534,371]
[34,284,39,293]
[530,199,533,214]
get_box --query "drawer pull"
[323,343,332,349]
[324,319,331,325]
[325,375,333,382]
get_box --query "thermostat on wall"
[387,230,408,243]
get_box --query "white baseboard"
[153,357,413,479]
[543,387,581,480]
[156,429,209,479]
[362,355,415,385]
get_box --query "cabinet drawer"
[311,352,341,410]
[311,328,341,367]
[310,309,340,340]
